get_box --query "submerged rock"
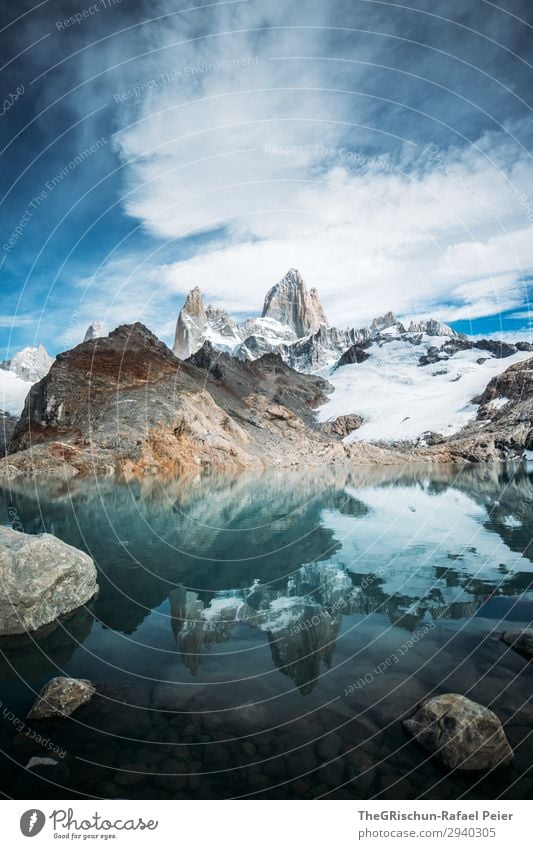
[501,629,533,659]
[403,693,513,771]
[27,676,96,719]
[0,528,98,635]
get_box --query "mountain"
[3,269,531,470]
[0,344,54,416]
[3,320,532,479]
[172,286,206,359]
[261,268,328,336]
[172,287,241,359]
[170,273,470,374]
[1,344,53,383]
[83,321,102,342]
[6,324,345,479]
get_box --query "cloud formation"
[106,0,533,330]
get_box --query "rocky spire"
[83,321,102,342]
[173,287,207,359]
[262,269,328,337]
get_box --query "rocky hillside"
[3,321,532,479]
[5,323,346,479]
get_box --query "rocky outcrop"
[335,344,370,368]
[321,414,363,438]
[408,318,459,338]
[0,528,98,635]
[450,356,533,459]
[475,357,533,410]
[27,676,95,719]
[0,344,53,383]
[404,693,514,771]
[371,311,401,333]
[473,339,532,358]
[83,321,102,342]
[172,288,242,359]
[262,269,328,337]
[173,286,206,359]
[0,410,17,456]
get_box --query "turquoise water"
[0,464,532,799]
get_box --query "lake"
[0,463,531,799]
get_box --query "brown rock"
[403,693,514,771]
[27,676,95,720]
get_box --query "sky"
[1,0,533,359]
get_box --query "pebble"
[316,732,344,761]
[248,772,270,791]
[113,769,146,787]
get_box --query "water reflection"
[0,464,532,801]
[0,464,531,694]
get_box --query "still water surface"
[0,464,531,799]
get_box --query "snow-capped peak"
[0,343,54,415]
[1,344,54,383]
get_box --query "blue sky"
[1,0,532,359]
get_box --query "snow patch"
[488,397,509,410]
[317,337,531,443]
[0,369,32,415]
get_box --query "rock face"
[173,286,207,359]
[336,344,370,368]
[320,414,363,438]
[404,693,514,771]
[455,356,533,459]
[0,410,18,456]
[0,344,53,382]
[262,269,328,337]
[0,527,98,635]
[173,288,241,359]
[473,339,532,358]
[501,629,533,658]
[408,318,459,338]
[83,321,102,342]
[26,676,95,719]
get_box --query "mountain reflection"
[0,464,531,694]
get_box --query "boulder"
[403,693,513,771]
[0,527,98,635]
[501,629,533,659]
[27,676,95,719]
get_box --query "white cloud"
[0,314,37,328]
[99,0,533,331]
